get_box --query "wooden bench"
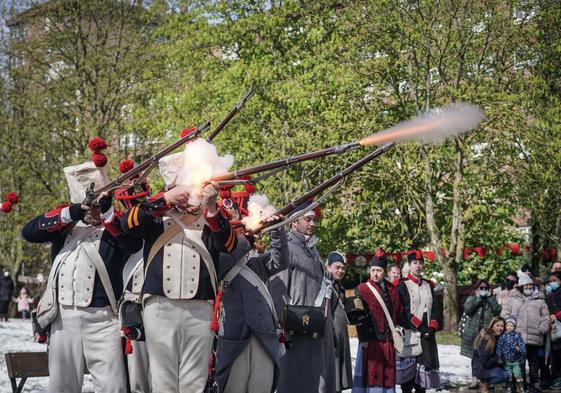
[4,352,90,393]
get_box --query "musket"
[211,141,362,183]
[206,87,254,141]
[84,87,256,204]
[83,121,210,206]
[211,102,484,184]
[248,142,396,234]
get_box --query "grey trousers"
[223,336,274,393]
[143,296,214,393]
[48,305,126,393]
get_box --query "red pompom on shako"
[6,192,19,205]
[88,136,108,168]
[119,159,135,174]
[1,202,13,213]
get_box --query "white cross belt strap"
[366,281,405,353]
[168,210,218,295]
[82,240,118,314]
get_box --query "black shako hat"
[369,249,388,269]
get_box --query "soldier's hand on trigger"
[98,191,113,214]
[201,181,219,216]
[164,184,191,207]
[69,203,90,222]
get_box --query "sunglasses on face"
[479,286,489,290]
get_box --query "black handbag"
[344,295,368,325]
[283,305,326,335]
[119,300,145,341]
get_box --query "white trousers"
[143,296,214,393]
[224,336,274,393]
[128,340,150,393]
[48,305,126,393]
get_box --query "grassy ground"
[436,331,461,346]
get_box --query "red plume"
[219,185,232,199]
[244,183,256,194]
[119,159,135,174]
[88,137,108,167]
[88,137,108,152]
[91,152,108,167]
[6,192,19,205]
[179,127,196,139]
[1,202,13,213]
[375,248,386,258]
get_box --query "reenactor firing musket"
[82,87,255,206]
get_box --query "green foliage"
[0,1,560,323]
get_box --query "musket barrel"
[93,121,210,196]
[212,141,361,182]
[251,142,395,233]
[207,88,255,141]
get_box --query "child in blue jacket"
[496,316,526,393]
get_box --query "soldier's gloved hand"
[68,203,88,222]
[98,192,113,214]
[201,181,219,216]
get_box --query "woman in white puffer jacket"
[501,273,550,393]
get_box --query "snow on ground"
[0,319,471,393]
[0,319,94,392]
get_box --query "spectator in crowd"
[461,279,502,388]
[472,316,510,393]
[0,270,14,322]
[496,316,526,393]
[388,263,402,286]
[502,273,551,393]
[353,252,401,393]
[521,264,535,280]
[545,272,561,389]
[494,272,518,307]
[551,262,561,274]
[12,287,33,319]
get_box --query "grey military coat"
[271,230,336,393]
[215,227,289,393]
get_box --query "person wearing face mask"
[397,248,442,393]
[494,272,518,307]
[501,273,550,393]
[472,316,510,393]
[545,272,561,389]
[460,279,502,388]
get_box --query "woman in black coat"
[546,272,561,389]
[472,316,510,393]
[0,271,14,321]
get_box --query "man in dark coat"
[0,270,15,321]
[326,251,352,393]
[215,218,288,393]
[271,204,336,393]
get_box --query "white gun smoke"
[360,103,485,146]
[242,194,277,231]
[175,138,234,205]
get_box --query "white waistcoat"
[161,214,208,299]
[404,279,433,321]
[57,223,104,307]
